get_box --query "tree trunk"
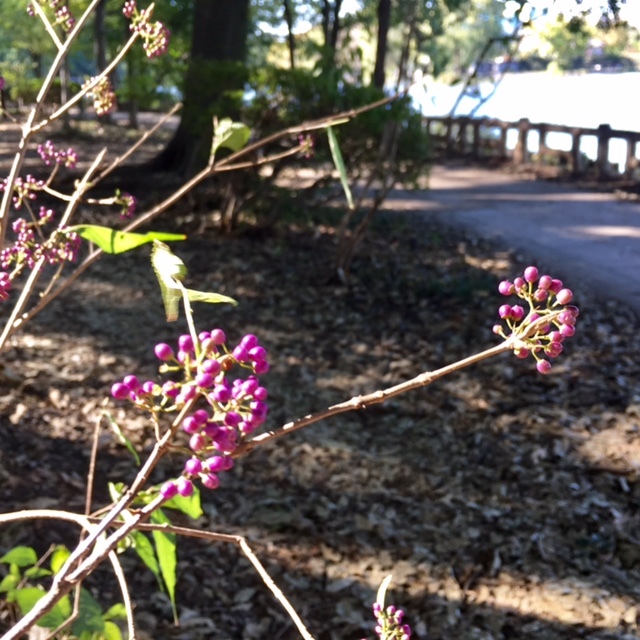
[372,0,391,89]
[283,0,296,70]
[320,0,343,73]
[94,0,113,124]
[151,0,250,176]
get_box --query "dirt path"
[385,163,640,313]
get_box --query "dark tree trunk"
[152,0,250,176]
[320,0,343,73]
[283,0,296,70]
[372,0,391,89]
[94,0,108,73]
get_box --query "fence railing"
[424,116,640,179]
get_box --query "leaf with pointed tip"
[376,574,393,608]
[151,241,187,322]
[70,225,185,254]
[326,126,354,210]
[186,288,237,306]
[105,412,140,465]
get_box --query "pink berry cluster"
[84,76,116,116]
[362,603,412,640]
[115,191,136,219]
[124,1,170,59]
[111,330,270,498]
[27,0,75,31]
[1,212,80,270]
[494,266,579,374]
[0,175,44,209]
[37,141,78,169]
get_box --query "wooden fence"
[424,116,640,179]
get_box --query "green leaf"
[14,587,71,629]
[150,509,178,622]
[326,126,354,210]
[50,545,71,574]
[186,288,237,307]
[0,546,37,567]
[70,225,186,255]
[108,482,126,503]
[162,486,203,519]
[104,412,140,465]
[211,118,251,158]
[103,620,124,640]
[129,530,162,591]
[103,603,127,621]
[0,574,19,595]
[71,588,105,636]
[151,241,187,322]
[23,567,52,580]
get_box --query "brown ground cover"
[0,117,639,640]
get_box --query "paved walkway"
[384,164,640,314]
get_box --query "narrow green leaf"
[107,482,126,503]
[23,567,52,580]
[211,118,251,158]
[326,126,354,210]
[50,545,71,574]
[104,412,140,465]
[70,225,186,255]
[376,574,393,609]
[162,486,203,519]
[103,620,124,640]
[71,588,105,636]
[15,587,71,629]
[129,530,163,591]
[151,241,187,322]
[150,509,178,622]
[185,288,237,306]
[0,546,37,567]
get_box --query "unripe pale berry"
[556,288,573,305]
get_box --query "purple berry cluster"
[115,191,137,219]
[124,1,170,59]
[111,330,270,498]
[37,141,78,169]
[0,213,81,270]
[494,266,579,374]
[0,175,44,210]
[362,603,412,640]
[27,0,75,31]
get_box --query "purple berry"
[154,343,174,361]
[513,277,526,291]
[211,385,230,404]
[203,422,220,438]
[253,360,270,374]
[549,279,563,294]
[232,345,249,362]
[536,360,552,374]
[248,346,267,361]
[241,334,259,349]
[254,386,268,401]
[123,374,140,391]
[498,280,514,295]
[206,455,225,472]
[498,304,512,319]
[224,411,241,427]
[556,288,573,305]
[193,409,209,425]
[160,481,178,500]
[210,329,226,345]
[201,473,220,490]
[162,381,179,398]
[514,347,529,359]
[178,334,194,353]
[176,477,194,497]
[202,359,221,375]
[189,433,206,452]
[559,323,575,338]
[182,416,200,434]
[533,288,548,302]
[511,305,525,321]
[195,372,214,388]
[524,266,538,283]
[111,382,129,400]
[184,458,203,475]
[198,331,211,342]
[538,275,552,290]
[141,380,157,394]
